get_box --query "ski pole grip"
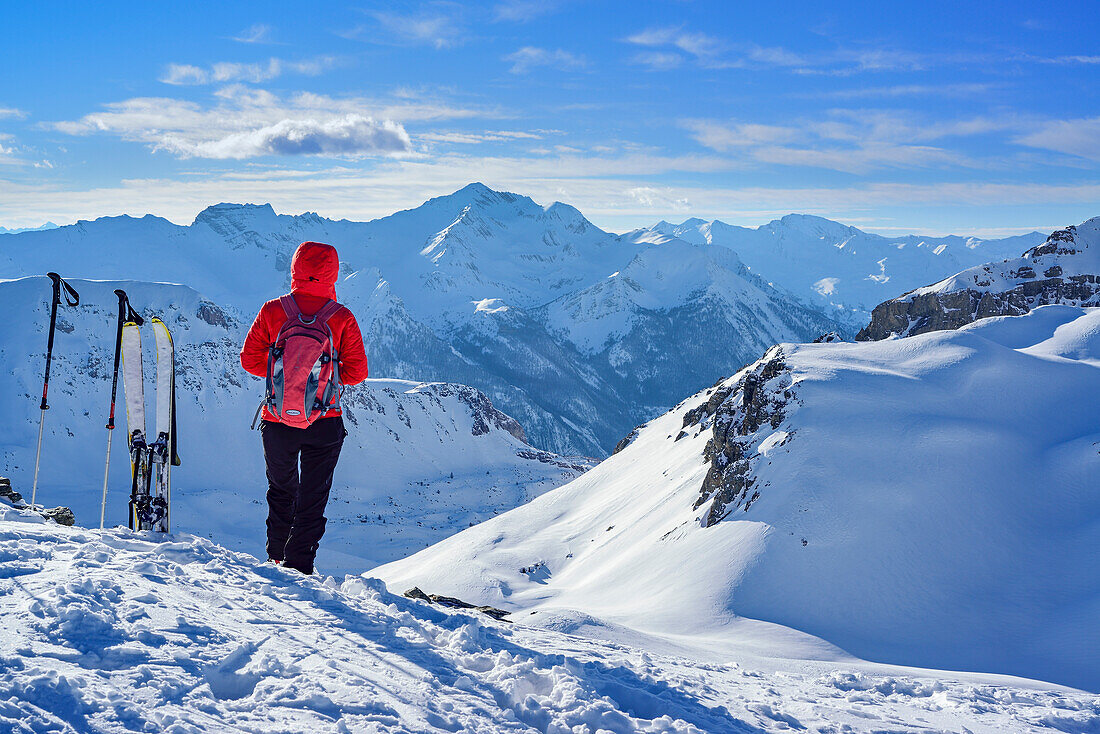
[47,272,61,304]
[48,272,79,306]
[120,291,144,326]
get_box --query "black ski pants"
[260,416,345,574]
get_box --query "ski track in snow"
[1,509,1096,734]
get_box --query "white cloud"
[371,10,464,49]
[681,120,799,150]
[625,27,723,64]
[160,57,336,85]
[0,107,27,119]
[628,186,691,210]
[52,88,427,159]
[745,45,807,67]
[1037,55,1100,65]
[681,110,1028,173]
[419,130,544,145]
[1016,117,1100,161]
[505,47,586,74]
[630,52,683,71]
[493,0,560,22]
[232,23,274,44]
[159,115,411,159]
[807,83,996,100]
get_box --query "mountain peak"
[192,202,277,225]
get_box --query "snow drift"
[2,506,1096,732]
[374,306,1100,691]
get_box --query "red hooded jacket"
[240,242,368,423]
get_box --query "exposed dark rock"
[0,477,75,525]
[403,586,511,622]
[0,478,22,505]
[431,383,528,443]
[42,507,76,526]
[686,347,795,527]
[611,423,645,454]
[196,301,233,329]
[813,332,843,343]
[404,586,431,602]
[514,449,594,473]
[857,222,1100,341]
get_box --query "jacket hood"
[290,241,339,299]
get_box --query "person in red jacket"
[240,241,368,574]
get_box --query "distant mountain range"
[0,222,57,235]
[858,216,1100,339]
[0,184,1063,454]
[2,183,847,455]
[633,215,1045,327]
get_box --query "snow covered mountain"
[635,215,1046,327]
[858,217,1100,340]
[374,305,1100,691]
[0,184,842,456]
[0,276,589,575]
[6,509,1095,733]
[0,221,57,234]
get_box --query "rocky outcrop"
[426,383,528,443]
[403,586,511,622]
[683,347,796,527]
[813,332,844,343]
[0,477,75,526]
[611,423,646,455]
[857,219,1100,341]
[514,449,595,473]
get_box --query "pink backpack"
[255,295,344,429]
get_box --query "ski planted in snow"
[120,316,179,532]
[120,319,149,530]
[149,318,179,532]
[101,290,142,529]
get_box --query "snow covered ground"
[2,506,1096,733]
[375,306,1100,692]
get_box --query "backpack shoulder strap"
[314,299,343,324]
[278,294,301,320]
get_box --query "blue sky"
[1,0,1098,235]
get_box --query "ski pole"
[101,289,142,528]
[31,272,79,508]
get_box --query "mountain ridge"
[0,184,844,455]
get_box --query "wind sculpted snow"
[374,306,1100,692]
[2,507,1096,733]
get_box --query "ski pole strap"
[48,272,79,307]
[125,302,143,325]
